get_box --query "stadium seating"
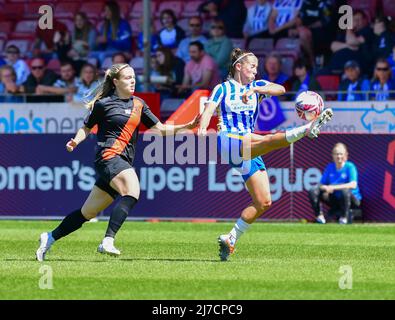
[11,20,38,39]
[130,1,157,19]
[382,0,395,18]
[248,38,274,55]
[316,75,340,100]
[230,38,246,50]
[156,1,183,18]
[54,2,80,19]
[79,2,105,20]
[181,1,203,18]
[3,3,25,20]
[5,39,32,56]
[47,58,61,73]
[24,1,50,19]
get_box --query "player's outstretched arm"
[66,125,91,152]
[242,82,286,103]
[198,101,217,135]
[151,114,201,136]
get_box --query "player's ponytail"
[85,63,129,110]
[227,48,254,80]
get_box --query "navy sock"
[105,196,138,238]
[51,209,88,241]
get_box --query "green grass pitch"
[0,220,394,300]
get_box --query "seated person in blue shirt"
[338,60,370,101]
[262,53,289,85]
[92,1,132,65]
[369,57,395,101]
[308,143,362,224]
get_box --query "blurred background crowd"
[0,0,394,106]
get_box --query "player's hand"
[198,127,207,136]
[242,89,255,104]
[66,138,78,152]
[189,114,201,129]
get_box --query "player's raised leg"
[241,108,334,160]
[36,186,114,261]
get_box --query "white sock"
[228,218,250,245]
[103,236,114,245]
[285,123,311,143]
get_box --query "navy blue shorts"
[218,131,266,182]
[94,156,132,199]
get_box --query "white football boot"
[218,234,235,261]
[97,237,121,256]
[307,108,334,139]
[36,232,55,262]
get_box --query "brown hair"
[104,1,121,41]
[0,65,17,83]
[86,63,129,109]
[74,12,93,42]
[227,48,255,79]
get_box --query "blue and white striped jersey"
[206,79,269,134]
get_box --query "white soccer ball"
[295,91,324,121]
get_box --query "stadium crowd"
[0,0,395,104]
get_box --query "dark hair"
[6,45,20,54]
[189,41,204,51]
[228,48,255,79]
[375,15,391,29]
[189,16,203,25]
[60,61,75,69]
[111,52,127,63]
[160,9,177,25]
[74,12,93,42]
[211,18,225,30]
[353,9,368,20]
[80,63,98,85]
[293,58,311,73]
[104,1,121,41]
[155,47,174,77]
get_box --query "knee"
[340,189,351,198]
[308,187,319,199]
[255,199,272,213]
[81,207,98,220]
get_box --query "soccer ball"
[295,91,324,121]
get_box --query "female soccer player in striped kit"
[36,63,199,261]
[199,48,333,261]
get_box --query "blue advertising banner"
[0,134,394,221]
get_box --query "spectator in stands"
[199,0,247,38]
[288,59,322,99]
[67,12,97,72]
[0,65,23,103]
[4,45,30,86]
[176,16,207,63]
[177,41,220,96]
[291,0,334,67]
[72,12,97,54]
[262,53,289,85]
[34,62,78,102]
[151,47,185,100]
[73,63,100,103]
[268,0,302,43]
[158,9,186,50]
[369,58,395,101]
[372,16,395,64]
[33,19,69,62]
[337,60,370,101]
[20,58,60,102]
[328,9,375,76]
[136,16,160,56]
[205,19,233,80]
[388,45,395,79]
[0,58,5,67]
[93,0,132,64]
[243,0,272,48]
[308,142,362,224]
